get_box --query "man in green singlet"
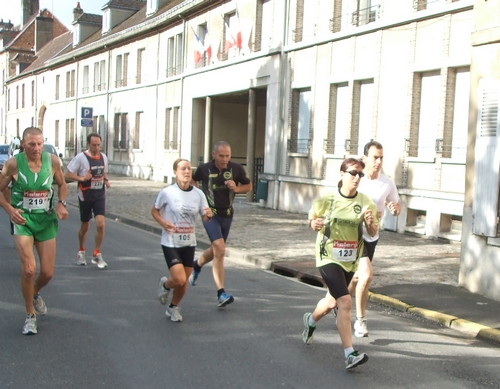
[0,127,68,335]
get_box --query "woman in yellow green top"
[302,157,378,370]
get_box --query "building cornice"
[45,0,212,67]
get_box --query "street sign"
[81,107,93,119]
[81,119,93,127]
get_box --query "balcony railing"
[330,5,381,33]
[288,137,311,154]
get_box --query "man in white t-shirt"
[65,133,110,269]
[349,141,400,338]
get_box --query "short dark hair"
[363,140,383,156]
[87,132,101,144]
[22,127,42,139]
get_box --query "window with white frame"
[355,80,375,155]
[417,71,441,158]
[82,65,89,94]
[255,0,273,51]
[116,55,123,87]
[55,120,59,148]
[329,83,349,155]
[164,107,179,150]
[31,80,35,106]
[65,118,75,148]
[93,62,100,91]
[16,85,19,109]
[289,88,312,153]
[133,112,143,149]
[114,113,128,149]
[166,34,183,77]
[450,69,470,160]
[21,83,25,108]
[94,60,106,91]
[92,115,106,152]
[136,49,145,84]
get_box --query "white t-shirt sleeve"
[66,152,89,176]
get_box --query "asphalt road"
[1,209,500,389]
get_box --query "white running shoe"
[91,253,108,269]
[345,350,368,369]
[33,294,47,316]
[165,306,183,322]
[354,318,369,337]
[76,251,87,266]
[157,276,170,305]
[22,314,37,335]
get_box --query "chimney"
[35,16,54,52]
[22,0,40,27]
[73,2,84,22]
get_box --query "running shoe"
[217,292,234,307]
[188,261,200,286]
[33,294,47,316]
[91,253,108,269]
[354,318,369,337]
[345,350,368,369]
[157,276,170,305]
[76,250,87,266]
[22,313,37,335]
[302,312,316,345]
[165,306,183,322]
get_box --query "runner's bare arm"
[0,158,26,224]
[52,155,69,220]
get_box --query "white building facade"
[4,0,500,299]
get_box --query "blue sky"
[3,0,105,28]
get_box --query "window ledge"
[288,152,309,158]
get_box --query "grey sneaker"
[33,294,47,316]
[76,251,87,266]
[22,314,37,335]
[345,350,368,369]
[91,253,108,269]
[157,276,170,305]
[165,306,183,322]
[354,318,369,337]
[302,312,316,345]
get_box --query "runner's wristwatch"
[58,200,67,207]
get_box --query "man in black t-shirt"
[189,141,252,307]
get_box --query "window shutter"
[472,78,500,237]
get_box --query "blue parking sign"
[81,107,93,119]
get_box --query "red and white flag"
[204,28,212,59]
[192,29,205,63]
[223,14,242,53]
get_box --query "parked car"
[0,144,9,173]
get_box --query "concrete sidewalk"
[66,174,500,345]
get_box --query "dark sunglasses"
[344,170,365,178]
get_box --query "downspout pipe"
[273,0,290,210]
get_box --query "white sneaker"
[76,251,87,266]
[165,306,183,322]
[91,253,108,269]
[33,294,47,316]
[157,276,170,305]
[354,318,369,337]
[22,314,37,335]
[345,350,368,369]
